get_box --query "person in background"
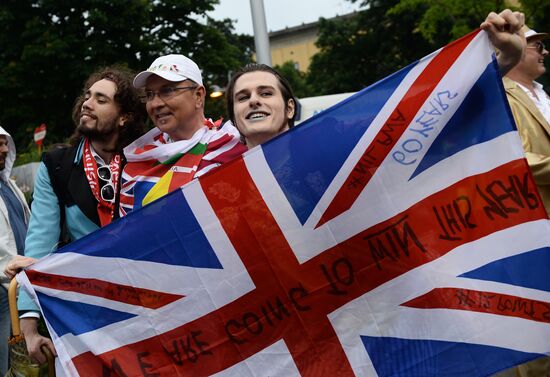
[497,25,550,377]
[4,67,146,364]
[226,10,525,149]
[503,26,550,214]
[0,126,30,375]
[119,54,247,215]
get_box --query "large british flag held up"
[18,29,550,376]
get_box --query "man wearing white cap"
[503,26,550,215]
[4,67,147,365]
[498,25,550,377]
[119,54,247,215]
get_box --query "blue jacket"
[19,142,100,312]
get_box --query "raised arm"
[480,9,526,75]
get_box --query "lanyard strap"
[83,138,121,226]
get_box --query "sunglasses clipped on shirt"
[527,40,546,55]
[97,165,115,203]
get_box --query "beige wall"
[270,26,319,71]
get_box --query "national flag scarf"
[119,119,246,215]
[82,138,121,226]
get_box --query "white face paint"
[232,71,294,148]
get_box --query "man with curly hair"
[5,67,146,363]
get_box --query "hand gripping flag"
[18,30,550,376]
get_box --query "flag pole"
[249,0,272,66]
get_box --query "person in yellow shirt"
[499,25,550,377]
[504,26,550,216]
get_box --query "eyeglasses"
[97,165,115,202]
[527,41,546,55]
[140,85,197,103]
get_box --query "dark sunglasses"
[527,40,546,54]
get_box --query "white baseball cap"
[522,25,548,41]
[133,54,203,88]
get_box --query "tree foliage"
[305,0,550,95]
[386,0,550,87]
[521,0,550,30]
[274,61,313,98]
[387,0,512,45]
[0,0,253,152]
[306,0,434,95]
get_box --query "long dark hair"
[70,66,146,151]
[226,64,297,129]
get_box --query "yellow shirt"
[503,77,550,215]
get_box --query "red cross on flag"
[18,30,550,376]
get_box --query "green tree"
[387,0,512,46]
[522,0,550,87]
[387,0,550,44]
[0,0,253,153]
[202,17,254,121]
[307,0,550,95]
[274,61,314,98]
[387,0,550,87]
[521,0,550,31]
[306,0,435,95]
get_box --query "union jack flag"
[18,30,550,376]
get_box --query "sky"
[208,0,364,35]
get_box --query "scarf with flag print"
[119,119,246,216]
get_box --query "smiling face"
[232,71,295,148]
[144,75,205,141]
[77,79,122,141]
[514,38,548,81]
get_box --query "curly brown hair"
[70,66,147,151]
